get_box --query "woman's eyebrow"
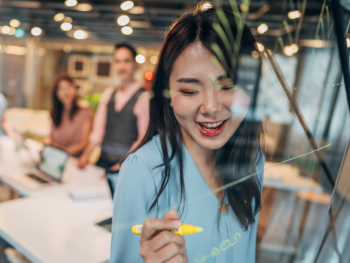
[176,78,200,83]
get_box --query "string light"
[256,43,264,52]
[10,19,20,28]
[288,10,301,19]
[31,27,42,36]
[117,15,130,26]
[136,54,145,63]
[150,56,158,64]
[121,26,133,35]
[54,13,65,21]
[76,3,92,11]
[65,0,77,7]
[201,2,212,11]
[257,23,268,34]
[121,1,134,11]
[61,22,72,31]
[1,26,10,34]
[74,30,87,39]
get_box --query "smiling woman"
[110,3,264,263]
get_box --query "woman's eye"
[180,90,199,95]
[221,85,235,91]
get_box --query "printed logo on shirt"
[194,233,241,262]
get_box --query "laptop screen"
[38,146,69,181]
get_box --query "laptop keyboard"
[27,173,49,184]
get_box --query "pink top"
[51,107,93,149]
[89,81,149,151]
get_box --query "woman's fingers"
[150,231,185,252]
[147,242,187,263]
[140,218,182,244]
[164,210,180,220]
[164,254,189,263]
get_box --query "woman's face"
[169,42,251,151]
[56,80,77,106]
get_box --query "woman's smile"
[196,119,229,137]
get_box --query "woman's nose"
[200,90,222,115]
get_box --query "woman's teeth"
[199,120,225,130]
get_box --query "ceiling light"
[256,42,264,52]
[76,3,92,11]
[65,0,77,7]
[117,15,130,26]
[201,2,212,11]
[10,19,20,28]
[347,38,350,48]
[257,23,268,34]
[136,54,145,63]
[150,55,158,64]
[54,13,65,21]
[74,30,87,39]
[61,22,72,31]
[1,26,10,34]
[128,6,144,14]
[14,28,25,38]
[121,1,134,11]
[121,26,133,35]
[31,27,42,36]
[288,10,301,19]
[8,27,16,35]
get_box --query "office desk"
[0,157,107,198]
[0,137,113,263]
[0,193,112,263]
[263,161,323,192]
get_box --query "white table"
[0,137,113,263]
[0,193,112,263]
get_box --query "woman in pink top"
[45,75,92,157]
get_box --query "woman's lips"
[196,120,228,137]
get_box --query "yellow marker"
[132,224,203,236]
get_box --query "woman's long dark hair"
[124,5,264,230]
[51,75,79,127]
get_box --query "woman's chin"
[194,135,230,151]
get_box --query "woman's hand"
[139,210,188,263]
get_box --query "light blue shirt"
[110,135,264,263]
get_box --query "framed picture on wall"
[92,56,113,80]
[68,55,90,78]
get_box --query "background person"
[45,75,92,157]
[77,43,149,170]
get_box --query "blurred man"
[77,43,149,169]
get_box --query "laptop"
[8,145,69,190]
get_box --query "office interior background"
[0,0,350,262]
